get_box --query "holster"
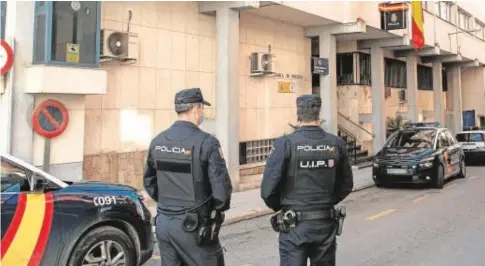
[195,210,225,246]
[269,211,291,233]
[335,206,347,236]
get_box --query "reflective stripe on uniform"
[1,192,54,266]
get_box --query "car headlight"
[419,157,434,168]
[373,162,379,168]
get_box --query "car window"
[456,133,485,142]
[1,160,30,193]
[437,132,449,149]
[444,131,456,145]
[385,129,436,148]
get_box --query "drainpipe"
[5,38,14,154]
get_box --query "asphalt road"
[144,166,485,266]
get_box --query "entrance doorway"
[311,37,319,95]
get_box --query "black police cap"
[174,88,211,106]
[296,94,322,108]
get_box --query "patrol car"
[0,153,153,266]
[372,122,466,189]
[455,130,485,165]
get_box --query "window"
[442,69,448,91]
[458,9,471,30]
[385,58,407,88]
[444,130,456,145]
[436,1,452,22]
[239,139,275,165]
[475,20,485,39]
[337,53,354,85]
[385,129,437,148]
[418,65,433,90]
[456,133,485,142]
[422,1,430,11]
[1,160,30,193]
[335,52,371,86]
[359,53,371,85]
[0,1,6,40]
[33,1,101,67]
[438,132,449,149]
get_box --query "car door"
[0,158,61,266]
[437,131,453,177]
[444,130,461,174]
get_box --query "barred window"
[337,53,354,85]
[239,139,275,165]
[384,58,407,88]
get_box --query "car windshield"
[385,129,437,148]
[456,133,484,142]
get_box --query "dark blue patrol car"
[1,153,153,266]
[372,122,466,189]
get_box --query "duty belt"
[284,209,336,222]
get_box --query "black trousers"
[278,219,338,266]
[155,214,225,266]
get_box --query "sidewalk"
[143,167,373,226]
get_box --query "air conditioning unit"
[100,29,139,60]
[250,52,273,77]
[398,89,407,102]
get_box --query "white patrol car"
[455,130,485,165]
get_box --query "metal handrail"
[337,111,375,138]
[337,125,358,165]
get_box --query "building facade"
[1,1,484,191]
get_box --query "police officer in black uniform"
[143,88,232,266]
[261,94,354,266]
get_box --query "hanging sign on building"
[311,57,329,75]
[0,40,14,76]
[32,99,70,139]
[379,2,409,31]
[278,81,295,93]
[66,43,80,63]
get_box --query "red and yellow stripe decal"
[1,192,54,266]
[411,1,425,49]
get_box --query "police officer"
[143,88,232,266]
[261,94,354,266]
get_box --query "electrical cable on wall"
[127,10,132,33]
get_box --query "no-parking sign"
[32,100,69,139]
[0,40,14,75]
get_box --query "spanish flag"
[411,1,425,49]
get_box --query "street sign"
[32,99,69,139]
[0,40,14,75]
[311,57,329,75]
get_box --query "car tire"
[67,226,136,266]
[457,157,466,178]
[434,165,445,189]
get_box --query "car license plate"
[387,168,408,175]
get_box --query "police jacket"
[261,126,354,212]
[143,121,233,213]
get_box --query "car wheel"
[67,226,136,266]
[434,165,445,189]
[457,157,466,178]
